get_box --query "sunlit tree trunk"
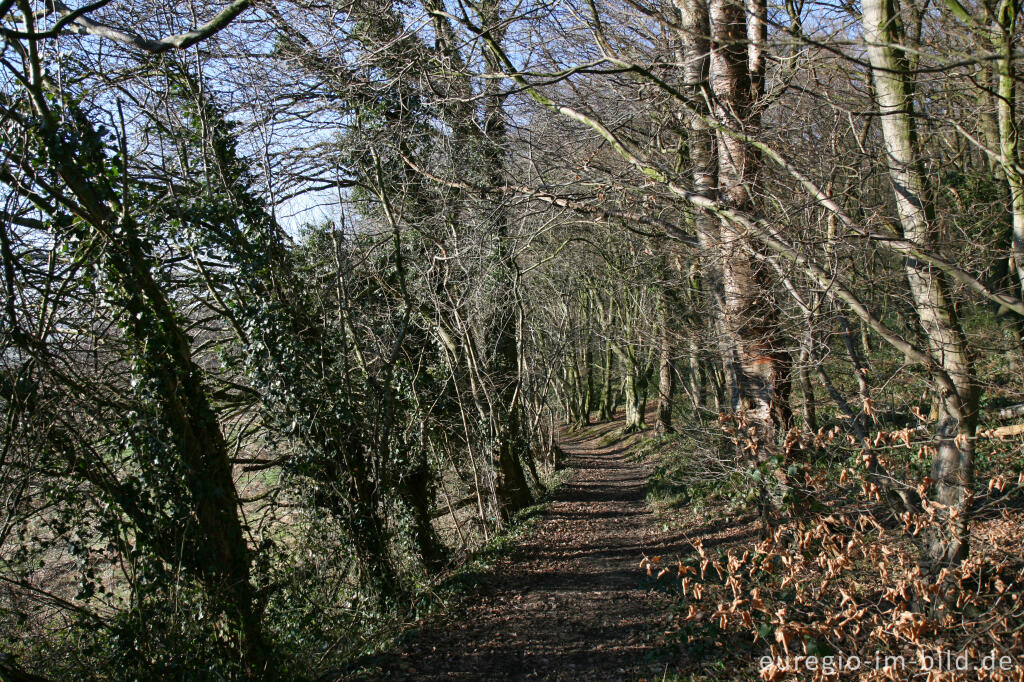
[598,340,616,421]
[991,1,1024,354]
[863,0,978,565]
[613,342,646,432]
[655,287,676,433]
[581,338,595,425]
[706,0,791,446]
[677,0,724,418]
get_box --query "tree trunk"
[581,339,594,425]
[995,2,1024,304]
[863,0,978,566]
[677,0,725,405]
[615,344,646,432]
[707,0,791,448]
[798,328,817,433]
[399,442,449,572]
[838,311,873,432]
[24,114,269,676]
[655,290,676,433]
[599,339,616,420]
[992,5,1024,355]
[478,0,534,522]
[687,336,707,410]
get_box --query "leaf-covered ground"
[348,421,692,680]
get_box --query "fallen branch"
[979,423,1024,439]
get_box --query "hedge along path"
[354,418,693,681]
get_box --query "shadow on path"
[348,422,690,681]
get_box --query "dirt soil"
[352,421,692,681]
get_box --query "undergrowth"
[640,424,1024,681]
[341,464,575,678]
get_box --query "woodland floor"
[347,417,699,681]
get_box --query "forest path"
[357,418,690,681]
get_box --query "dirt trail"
[357,421,689,681]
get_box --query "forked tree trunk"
[707,0,791,447]
[838,311,873,431]
[677,0,727,422]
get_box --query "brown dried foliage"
[647,428,1024,681]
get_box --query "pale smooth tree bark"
[676,0,726,411]
[863,0,978,564]
[992,0,1024,344]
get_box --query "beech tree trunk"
[706,0,791,447]
[614,343,646,432]
[863,0,978,565]
[677,0,725,423]
[991,3,1024,355]
[995,0,1024,307]
[599,339,616,421]
[655,289,676,433]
